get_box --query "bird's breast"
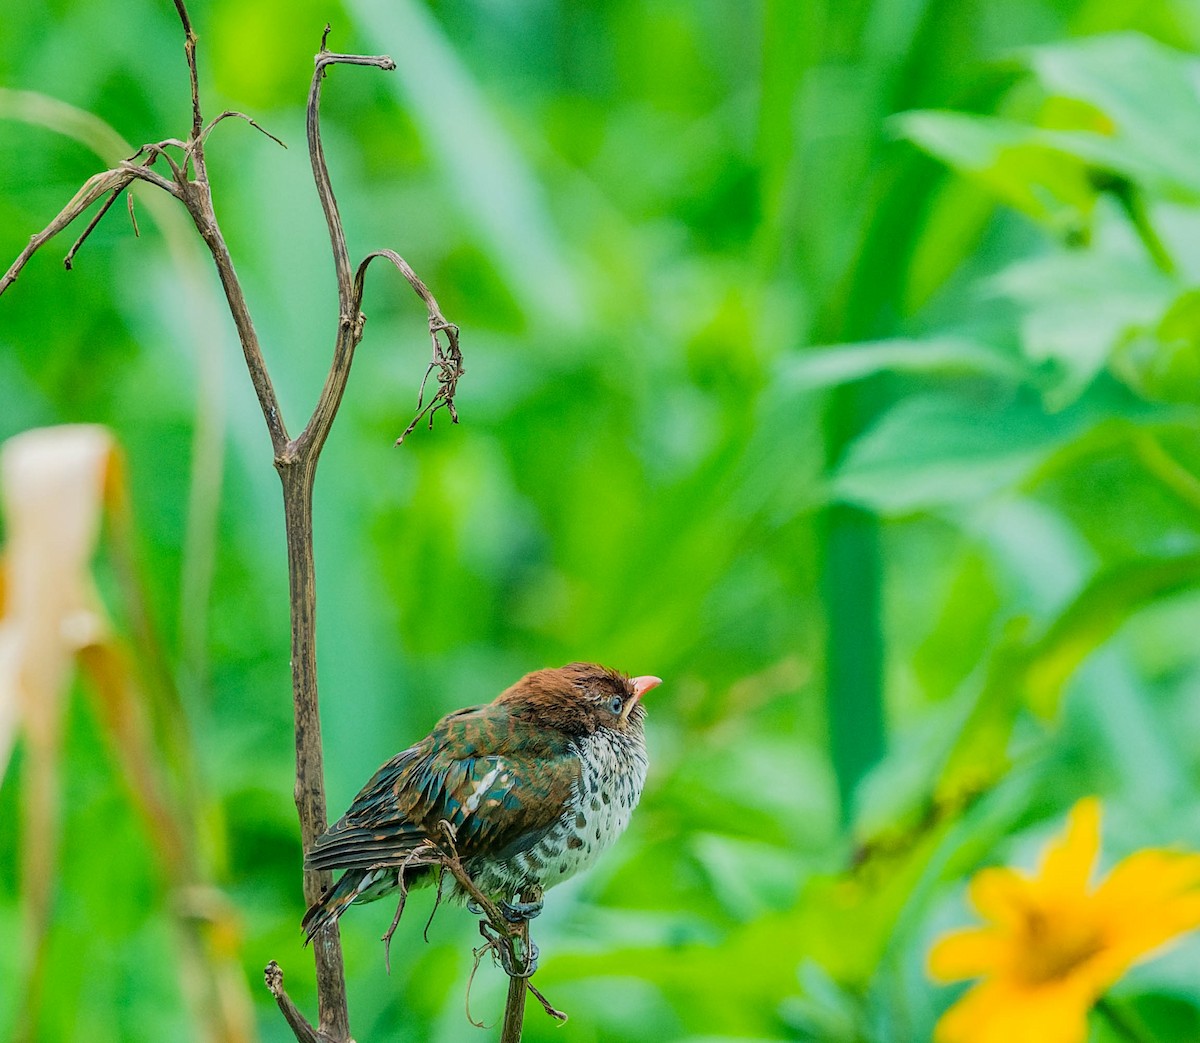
[506,728,648,890]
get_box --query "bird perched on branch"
[302,663,661,942]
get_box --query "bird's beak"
[631,675,662,700]
[623,676,662,720]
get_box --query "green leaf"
[833,382,1193,514]
[775,337,1026,394]
[1023,554,1200,718]
[897,35,1200,239]
[989,235,1174,407]
[831,391,1084,513]
[893,110,1097,233]
[1114,287,1200,404]
[935,553,1200,805]
[1027,33,1200,199]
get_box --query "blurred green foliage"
[6,1,1200,1041]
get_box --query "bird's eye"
[607,694,624,715]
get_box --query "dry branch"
[0,163,175,293]
[265,961,336,1043]
[0,4,477,1041]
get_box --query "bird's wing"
[304,704,580,872]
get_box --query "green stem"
[1096,996,1157,1043]
[1112,181,1177,276]
[821,500,886,820]
[1132,431,1200,515]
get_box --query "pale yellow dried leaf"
[0,424,116,779]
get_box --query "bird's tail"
[301,869,369,944]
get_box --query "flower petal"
[1096,850,1200,909]
[935,979,1093,1043]
[969,867,1032,928]
[1040,798,1100,898]
[929,927,1005,983]
[1090,850,1200,970]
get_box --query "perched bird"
[302,663,661,941]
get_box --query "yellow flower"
[929,798,1200,1043]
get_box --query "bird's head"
[496,662,662,737]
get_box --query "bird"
[301,662,661,945]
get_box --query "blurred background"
[4,0,1200,1040]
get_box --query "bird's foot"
[478,919,540,977]
[466,899,484,915]
[499,938,540,978]
[501,898,543,923]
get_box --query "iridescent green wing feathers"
[305,702,580,872]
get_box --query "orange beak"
[631,675,662,700]
[622,675,661,723]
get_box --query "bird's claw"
[501,898,543,923]
[466,899,483,915]
[499,938,540,978]
[478,918,540,977]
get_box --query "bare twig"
[171,0,204,178]
[351,821,565,1036]
[132,140,187,183]
[126,191,140,237]
[201,109,287,149]
[527,980,568,1023]
[0,163,177,293]
[382,886,407,975]
[308,47,396,315]
[64,185,128,270]
[265,962,336,1043]
[381,841,433,974]
[465,942,496,1029]
[423,866,447,943]
[353,250,464,443]
[295,44,397,459]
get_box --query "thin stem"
[526,980,568,1023]
[500,924,530,1043]
[179,181,289,453]
[278,460,350,1041]
[171,0,205,178]
[433,846,544,1040]
[201,109,287,149]
[353,249,464,443]
[0,165,169,294]
[1132,430,1200,515]
[1110,179,1176,276]
[64,185,127,270]
[296,36,398,459]
[307,42,397,315]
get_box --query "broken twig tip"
[528,979,569,1023]
[127,193,141,237]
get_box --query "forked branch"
[0,3,468,1042]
